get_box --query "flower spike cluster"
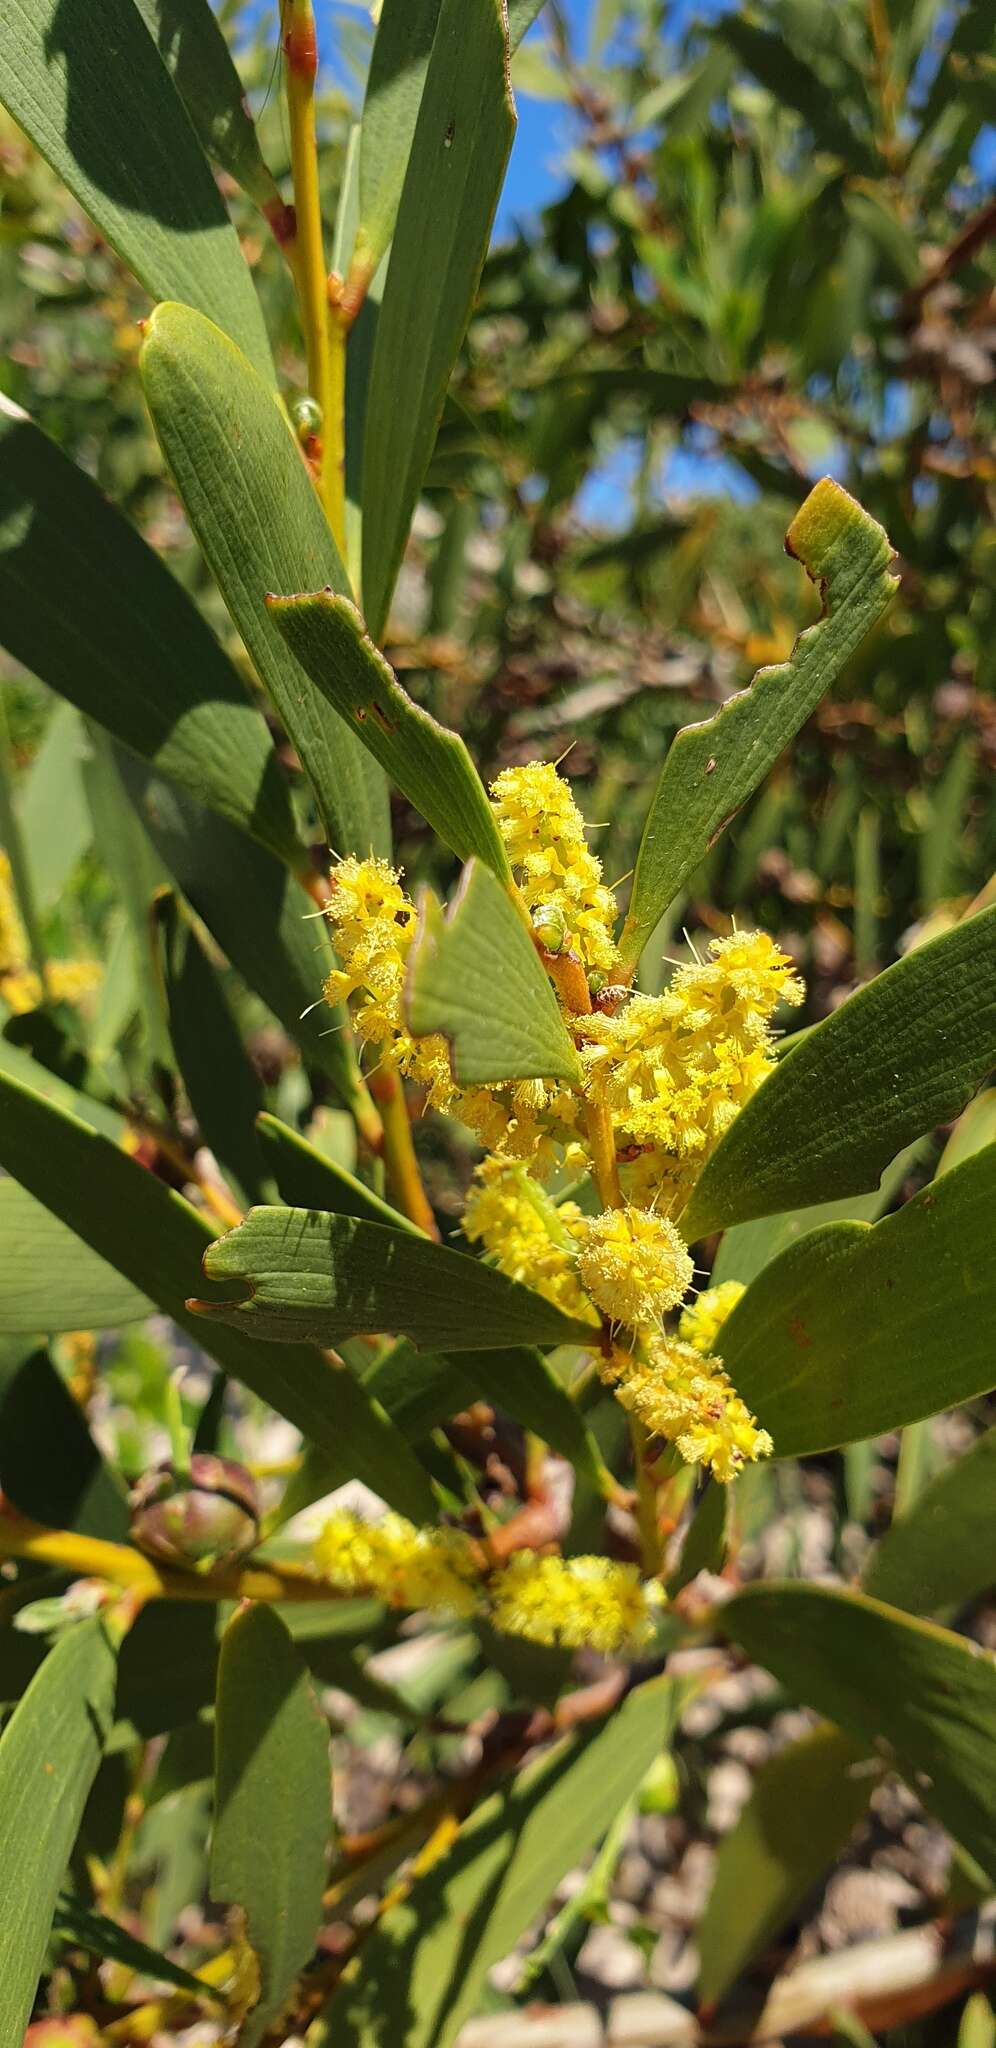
[321,760,790,1497]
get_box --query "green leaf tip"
[406,858,583,1085]
[620,476,898,964]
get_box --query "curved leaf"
[134,0,282,213]
[721,1583,996,1882]
[212,1605,331,2047]
[140,304,390,859]
[154,893,272,1208]
[720,1144,996,1458]
[407,860,582,1084]
[620,479,897,963]
[0,398,302,870]
[0,0,272,377]
[197,1206,596,1351]
[268,592,510,879]
[0,1338,130,1540]
[256,1112,419,1233]
[683,907,996,1239]
[0,1180,152,1334]
[863,1425,996,1618]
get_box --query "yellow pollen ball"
[315,1511,480,1617]
[604,1337,772,1484]
[679,1281,746,1356]
[574,1206,693,1328]
[488,1551,664,1655]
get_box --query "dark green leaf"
[140,304,389,859]
[212,1605,331,2046]
[115,1603,219,1739]
[697,1725,877,2003]
[720,1583,996,1881]
[716,15,879,174]
[53,1890,222,2000]
[0,1181,152,1334]
[315,1674,678,2048]
[0,398,302,870]
[682,908,996,1238]
[0,1338,130,1540]
[154,893,271,1207]
[0,1067,437,1522]
[364,1338,612,1492]
[20,704,91,913]
[360,0,516,638]
[863,1425,996,1618]
[0,0,272,376]
[669,1479,727,1596]
[198,1206,595,1351]
[721,1145,996,1458]
[407,859,581,1084]
[133,0,282,213]
[269,593,510,879]
[710,1143,919,1289]
[0,1618,118,2046]
[257,1112,419,1232]
[620,480,897,963]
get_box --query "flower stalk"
[279,0,345,552]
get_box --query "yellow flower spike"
[462,1157,599,1324]
[489,761,620,978]
[574,1205,693,1329]
[314,1510,480,1617]
[0,853,101,1014]
[488,1550,664,1655]
[679,1280,747,1356]
[604,1337,772,1485]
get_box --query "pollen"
[488,1550,664,1655]
[679,1281,746,1356]
[574,1205,693,1328]
[489,761,620,976]
[462,1157,598,1323]
[604,1336,772,1485]
[314,1510,480,1617]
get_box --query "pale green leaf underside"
[722,1583,996,1882]
[269,592,509,878]
[0,1619,118,2047]
[683,904,996,1239]
[407,859,582,1084]
[0,1181,152,1334]
[722,1144,996,1458]
[212,1606,331,2048]
[140,304,389,859]
[863,1425,996,1618]
[0,1069,435,1523]
[322,1674,678,2048]
[697,1725,877,2005]
[0,0,272,379]
[361,0,516,639]
[621,478,898,963]
[198,1207,596,1350]
[0,398,302,871]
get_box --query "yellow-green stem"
[0,1514,352,1606]
[279,0,344,552]
[370,1063,439,1238]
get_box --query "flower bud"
[290,394,323,444]
[129,1454,259,1572]
[530,901,567,954]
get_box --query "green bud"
[637,1750,680,1815]
[129,1453,259,1573]
[531,901,567,954]
[290,394,323,444]
[586,966,608,996]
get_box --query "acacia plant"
[0,3,994,2045]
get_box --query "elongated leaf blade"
[154,894,271,1207]
[256,1112,419,1233]
[709,1143,920,1289]
[365,1338,610,1492]
[621,480,898,962]
[319,1674,678,2048]
[698,1725,877,2004]
[20,704,91,912]
[407,860,581,1084]
[721,1583,996,1881]
[0,1619,118,2046]
[53,1892,221,2001]
[269,593,510,878]
[721,1145,996,1458]
[212,1605,331,2047]
[140,304,390,858]
[0,0,272,377]
[0,1338,130,1540]
[198,1207,595,1350]
[0,1069,436,1521]
[682,906,996,1239]
[863,1425,996,1618]
[361,0,516,638]
[0,398,302,870]
[0,1181,152,1334]
[134,0,282,213]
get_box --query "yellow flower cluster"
[574,1206,693,1327]
[322,855,455,1108]
[580,931,803,1214]
[487,1550,663,1654]
[461,1158,598,1323]
[313,1512,663,1656]
[490,761,619,976]
[679,1281,746,1355]
[315,1510,480,1617]
[604,1335,772,1485]
[0,852,101,1016]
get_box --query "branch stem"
[279,0,345,552]
[369,1063,439,1237]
